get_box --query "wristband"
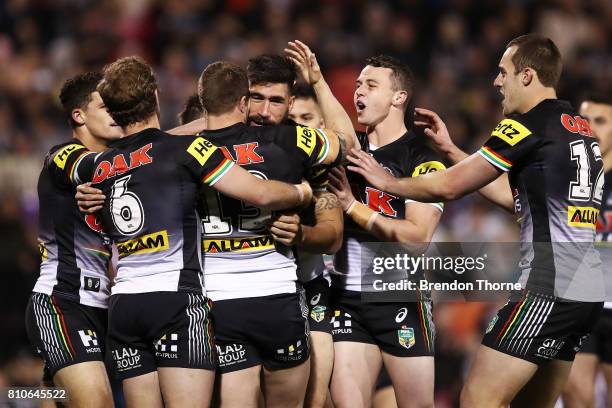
[345,199,357,214]
[348,202,378,232]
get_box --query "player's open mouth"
[356,101,366,112]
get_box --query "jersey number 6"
[110,175,145,235]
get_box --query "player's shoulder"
[401,131,447,175]
[256,123,324,155]
[47,140,85,156]
[497,99,576,137]
[45,140,88,169]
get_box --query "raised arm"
[285,40,359,162]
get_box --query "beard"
[247,112,288,126]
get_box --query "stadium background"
[0,0,610,405]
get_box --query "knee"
[75,383,113,408]
[563,379,594,407]
[460,384,495,408]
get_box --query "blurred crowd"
[1,0,610,405]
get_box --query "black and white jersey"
[34,141,112,308]
[596,171,612,308]
[596,171,612,243]
[479,99,604,301]
[198,123,332,300]
[56,128,234,295]
[332,131,446,292]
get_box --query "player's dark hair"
[291,82,317,101]
[178,94,205,125]
[582,91,612,107]
[198,61,249,115]
[59,72,103,129]
[506,34,562,89]
[97,56,158,127]
[366,55,414,105]
[247,54,297,90]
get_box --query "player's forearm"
[386,172,455,202]
[166,117,207,135]
[250,180,311,210]
[313,78,358,153]
[443,143,469,165]
[300,221,343,253]
[439,145,514,213]
[477,174,515,213]
[370,216,434,246]
[387,154,499,202]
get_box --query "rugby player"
[265,51,343,408]
[198,55,352,408]
[327,55,445,408]
[246,54,296,127]
[289,82,324,128]
[25,72,122,408]
[52,56,313,408]
[348,34,605,407]
[563,94,612,408]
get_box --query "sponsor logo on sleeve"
[296,126,317,157]
[187,137,217,166]
[53,144,83,169]
[491,119,532,146]
[411,161,446,177]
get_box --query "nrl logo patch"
[310,305,326,323]
[398,326,415,350]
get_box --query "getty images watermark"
[357,242,612,302]
[371,253,522,292]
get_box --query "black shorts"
[107,292,215,380]
[331,288,435,357]
[211,292,310,373]
[482,291,603,365]
[25,292,108,379]
[303,275,332,334]
[578,308,612,363]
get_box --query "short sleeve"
[406,149,446,212]
[306,165,330,192]
[47,143,96,188]
[182,136,235,186]
[479,118,538,172]
[274,125,333,168]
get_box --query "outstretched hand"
[414,107,454,153]
[345,149,396,192]
[284,40,322,86]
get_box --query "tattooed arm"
[269,191,344,253]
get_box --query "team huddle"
[25,34,612,408]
